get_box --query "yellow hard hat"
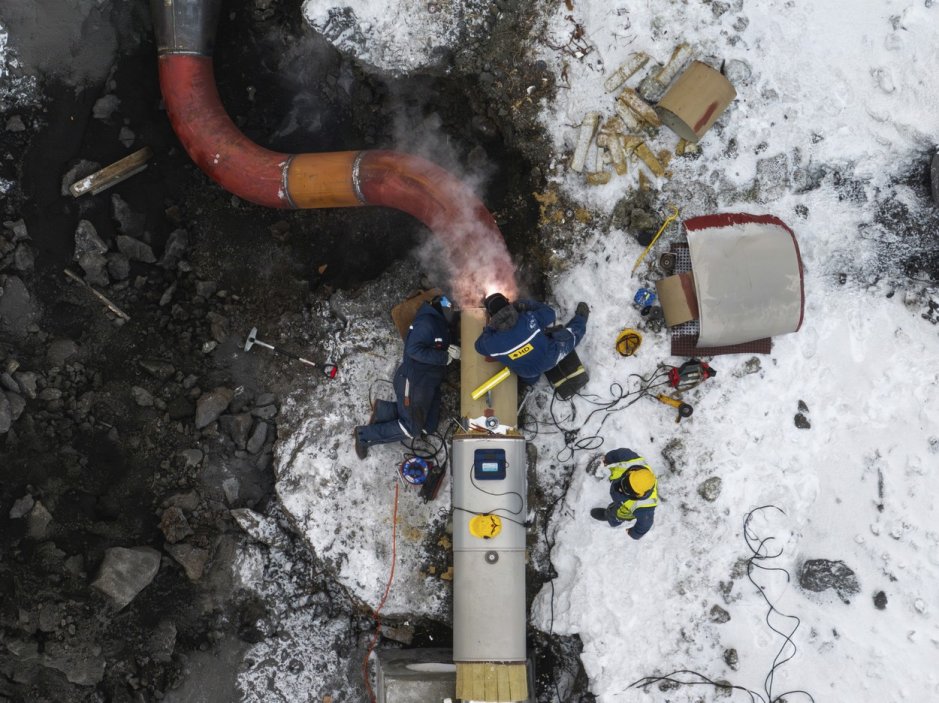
[616,328,643,357]
[469,514,502,539]
[626,467,655,495]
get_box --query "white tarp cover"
[686,213,804,347]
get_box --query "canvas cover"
[685,214,804,347]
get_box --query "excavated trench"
[0,0,590,700]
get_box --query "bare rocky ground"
[4,0,938,701]
[0,0,598,700]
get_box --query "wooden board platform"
[455,662,528,702]
[460,307,517,427]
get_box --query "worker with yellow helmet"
[590,448,658,539]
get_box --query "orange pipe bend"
[157,53,517,301]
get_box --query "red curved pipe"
[158,54,517,302]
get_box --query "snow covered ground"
[532,2,939,701]
[280,0,939,700]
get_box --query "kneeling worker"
[591,448,658,540]
[474,293,589,388]
[354,295,458,459]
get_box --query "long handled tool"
[631,205,679,274]
[243,327,338,378]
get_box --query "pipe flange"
[485,551,499,564]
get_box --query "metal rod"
[63,269,131,321]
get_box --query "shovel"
[243,327,338,378]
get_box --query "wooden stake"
[63,269,131,321]
[69,147,153,197]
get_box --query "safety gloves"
[447,344,461,365]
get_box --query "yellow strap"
[631,205,679,274]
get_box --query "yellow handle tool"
[655,393,694,422]
[631,205,679,275]
[471,367,511,400]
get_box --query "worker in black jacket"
[354,296,457,458]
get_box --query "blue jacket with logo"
[394,302,450,436]
[474,299,564,379]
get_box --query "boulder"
[9,494,34,519]
[0,391,11,433]
[4,390,25,422]
[27,501,53,539]
[195,387,234,428]
[160,228,189,268]
[115,235,156,264]
[799,559,860,603]
[246,421,268,454]
[221,413,253,449]
[112,194,147,239]
[42,641,106,686]
[131,386,154,407]
[0,275,40,338]
[139,358,176,381]
[697,476,722,502]
[107,252,130,281]
[709,604,731,623]
[91,546,161,610]
[165,543,209,581]
[73,220,108,259]
[159,507,194,543]
[13,370,37,398]
[47,338,79,367]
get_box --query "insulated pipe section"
[451,435,528,665]
[151,0,518,301]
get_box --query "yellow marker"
[469,514,503,539]
[471,367,511,400]
[631,205,679,275]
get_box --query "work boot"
[353,427,368,460]
[575,302,590,320]
[590,507,608,522]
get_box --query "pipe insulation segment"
[451,435,528,664]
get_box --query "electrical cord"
[518,370,672,462]
[628,505,816,703]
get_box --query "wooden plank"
[496,664,511,697]
[508,663,529,700]
[483,663,497,699]
[69,147,153,197]
[460,308,517,427]
[456,662,529,702]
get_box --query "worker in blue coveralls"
[474,292,589,388]
[353,295,459,459]
[590,448,658,540]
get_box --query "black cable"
[527,370,670,462]
[628,505,816,703]
[451,505,529,529]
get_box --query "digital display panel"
[473,448,506,480]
